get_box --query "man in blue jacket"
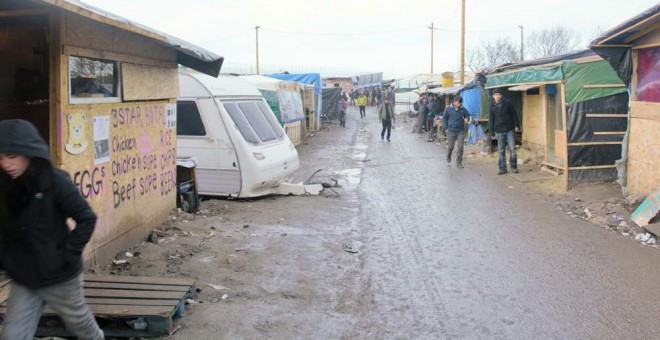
[489,89,520,174]
[442,96,470,168]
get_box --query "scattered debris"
[235,247,246,252]
[631,189,660,227]
[125,252,134,258]
[342,241,359,254]
[221,294,229,300]
[634,233,652,243]
[127,317,148,330]
[112,259,128,265]
[208,284,228,291]
[185,298,199,304]
[243,224,250,228]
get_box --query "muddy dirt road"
[108,105,660,339]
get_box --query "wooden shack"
[0,0,223,264]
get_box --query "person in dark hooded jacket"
[0,119,103,340]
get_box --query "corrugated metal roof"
[39,0,223,77]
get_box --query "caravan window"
[224,103,260,145]
[257,101,285,140]
[237,102,278,143]
[176,101,206,136]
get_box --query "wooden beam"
[596,12,660,44]
[585,114,628,118]
[626,20,660,42]
[630,101,660,121]
[632,42,660,50]
[0,8,49,17]
[63,46,176,69]
[568,165,617,170]
[567,141,623,146]
[560,82,569,191]
[582,84,626,89]
[593,131,626,135]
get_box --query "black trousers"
[381,119,392,140]
[359,106,366,117]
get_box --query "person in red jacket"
[0,119,104,340]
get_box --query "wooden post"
[560,82,569,190]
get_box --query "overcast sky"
[81,0,658,79]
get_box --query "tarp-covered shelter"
[321,87,341,121]
[486,50,628,189]
[458,76,490,144]
[242,75,306,145]
[266,73,322,131]
[0,0,223,264]
[354,73,383,89]
[590,4,660,196]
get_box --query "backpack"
[413,101,419,111]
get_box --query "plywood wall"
[521,93,545,152]
[122,63,178,101]
[627,101,660,196]
[57,100,177,264]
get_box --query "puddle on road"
[352,152,367,161]
[355,143,368,150]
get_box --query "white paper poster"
[93,116,110,164]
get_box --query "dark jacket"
[442,105,470,132]
[489,99,520,134]
[0,119,96,289]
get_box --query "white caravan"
[177,71,301,198]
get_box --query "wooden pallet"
[0,274,196,338]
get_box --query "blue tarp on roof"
[265,73,322,96]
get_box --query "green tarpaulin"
[258,89,283,126]
[562,60,627,104]
[486,66,563,88]
[485,60,626,104]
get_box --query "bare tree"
[526,26,581,59]
[466,37,519,72]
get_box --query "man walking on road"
[489,88,520,175]
[443,96,470,168]
[379,97,395,141]
[357,92,367,118]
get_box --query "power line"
[261,26,424,36]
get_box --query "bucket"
[441,72,454,87]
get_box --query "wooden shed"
[591,4,660,196]
[486,50,629,190]
[0,0,223,264]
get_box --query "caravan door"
[177,98,241,196]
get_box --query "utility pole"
[518,25,524,62]
[255,25,260,74]
[428,22,434,74]
[460,0,465,84]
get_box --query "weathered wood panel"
[521,93,545,153]
[627,116,660,196]
[122,63,178,101]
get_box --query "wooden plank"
[64,46,175,69]
[83,289,184,300]
[581,82,625,90]
[631,101,660,121]
[593,131,626,135]
[84,298,179,306]
[84,282,191,292]
[567,165,617,170]
[631,189,660,227]
[567,141,623,146]
[0,304,172,317]
[585,113,628,118]
[0,9,50,17]
[84,274,194,286]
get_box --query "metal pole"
[429,22,434,73]
[255,25,260,74]
[518,25,524,61]
[460,0,465,84]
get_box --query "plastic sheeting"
[486,66,563,88]
[321,88,341,121]
[590,47,633,87]
[566,92,629,187]
[258,90,282,124]
[562,60,627,104]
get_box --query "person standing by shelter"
[414,95,428,133]
[427,94,444,142]
[357,91,367,118]
[379,96,395,141]
[443,96,471,168]
[349,89,357,106]
[339,97,347,127]
[370,88,377,106]
[489,89,520,174]
[0,119,104,340]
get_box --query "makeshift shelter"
[266,73,322,131]
[458,76,490,144]
[321,87,342,121]
[354,73,383,89]
[0,0,223,264]
[241,75,306,145]
[486,50,628,189]
[590,4,660,196]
